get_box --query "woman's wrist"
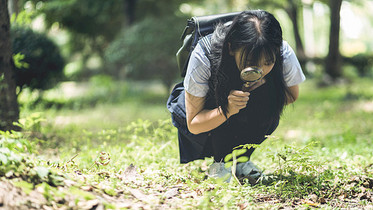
[218,106,231,119]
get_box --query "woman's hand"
[247,78,266,92]
[227,90,250,116]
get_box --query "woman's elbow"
[287,85,300,104]
[187,123,202,135]
[289,94,299,104]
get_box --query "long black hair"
[208,10,292,119]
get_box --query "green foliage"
[11,27,65,92]
[343,53,373,76]
[10,10,35,26]
[260,142,324,197]
[12,53,29,69]
[12,180,34,195]
[14,112,46,132]
[37,0,124,39]
[25,0,127,75]
[5,78,373,209]
[0,130,64,186]
[105,16,186,88]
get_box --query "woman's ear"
[228,42,235,56]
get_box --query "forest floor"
[1,78,373,209]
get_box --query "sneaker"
[236,161,262,185]
[207,162,232,182]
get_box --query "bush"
[11,27,65,92]
[104,15,186,89]
[343,54,373,77]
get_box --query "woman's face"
[231,48,275,77]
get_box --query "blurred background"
[3,0,373,124]
[1,2,373,207]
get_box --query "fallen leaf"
[180,191,197,199]
[163,188,179,199]
[77,199,100,209]
[319,197,326,204]
[119,164,144,182]
[81,185,93,191]
[128,188,152,203]
[95,152,111,166]
[309,194,318,202]
[237,202,248,210]
[302,199,320,207]
[63,179,76,187]
[127,187,160,205]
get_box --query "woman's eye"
[264,61,274,66]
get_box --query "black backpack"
[169,12,241,163]
[176,12,241,77]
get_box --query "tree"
[325,0,343,79]
[249,0,306,61]
[0,0,19,131]
[21,0,127,77]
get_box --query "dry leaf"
[81,185,93,191]
[95,152,111,166]
[128,188,157,204]
[119,164,144,182]
[163,188,179,199]
[77,199,100,209]
[319,197,327,204]
[63,179,76,187]
[309,194,318,202]
[302,199,320,207]
[237,202,248,210]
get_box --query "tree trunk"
[8,0,19,18]
[286,0,306,61]
[0,0,20,131]
[125,0,137,25]
[325,0,343,79]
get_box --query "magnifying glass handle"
[242,82,251,92]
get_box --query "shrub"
[11,27,65,92]
[104,15,186,89]
[343,54,373,77]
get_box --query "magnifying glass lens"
[240,67,263,82]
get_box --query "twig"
[231,151,242,186]
[68,153,79,162]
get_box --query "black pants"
[167,81,280,164]
[201,116,279,162]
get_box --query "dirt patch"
[360,100,373,112]
[0,180,47,209]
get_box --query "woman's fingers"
[229,90,250,102]
[247,78,266,92]
[227,90,250,115]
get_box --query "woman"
[168,10,305,181]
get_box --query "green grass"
[2,78,373,209]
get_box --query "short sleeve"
[183,43,211,97]
[282,41,306,87]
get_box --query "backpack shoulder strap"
[198,34,212,56]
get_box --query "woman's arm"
[287,85,299,104]
[185,90,250,134]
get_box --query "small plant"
[0,130,65,186]
[14,112,46,133]
[224,144,261,185]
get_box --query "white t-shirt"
[184,40,306,97]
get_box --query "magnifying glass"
[240,66,263,92]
